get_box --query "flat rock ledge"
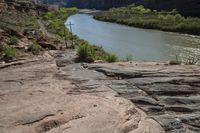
[56,50,200,133]
[0,50,164,133]
[57,50,200,133]
[82,61,200,133]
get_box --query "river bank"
[78,9,101,14]
[94,5,200,36]
[66,14,200,62]
[42,8,118,62]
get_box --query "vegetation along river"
[66,14,200,61]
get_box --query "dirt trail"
[37,19,55,39]
[37,19,68,45]
[0,50,164,133]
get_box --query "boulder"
[37,41,58,50]
[3,27,23,38]
[84,57,94,63]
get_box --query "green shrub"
[2,45,16,59]
[31,43,42,55]
[77,43,118,62]
[77,43,95,59]
[105,54,118,62]
[77,44,89,59]
[53,38,61,44]
[43,8,119,62]
[94,5,200,35]
[42,8,78,38]
[125,54,133,61]
[9,36,18,45]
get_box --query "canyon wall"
[41,0,200,17]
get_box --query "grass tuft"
[125,54,133,61]
[9,36,18,45]
[105,54,118,63]
[31,42,42,55]
[77,43,118,62]
[2,45,16,60]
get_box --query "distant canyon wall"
[40,0,200,17]
[66,0,137,10]
[138,0,200,16]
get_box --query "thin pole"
[66,21,74,47]
[69,22,73,33]
[64,24,67,46]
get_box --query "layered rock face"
[1,0,48,15]
[53,52,200,133]
[80,62,200,133]
[0,0,7,12]
[0,0,61,63]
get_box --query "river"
[65,14,200,61]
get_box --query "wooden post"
[66,21,74,47]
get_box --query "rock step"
[138,84,199,96]
[153,114,200,133]
[88,67,142,79]
[60,62,200,133]
[160,96,200,105]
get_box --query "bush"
[94,5,200,35]
[77,44,89,59]
[2,45,16,60]
[77,43,118,62]
[105,54,118,62]
[9,36,18,45]
[77,43,95,59]
[42,8,78,38]
[125,54,133,61]
[31,43,42,55]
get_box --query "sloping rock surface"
[1,50,200,133]
[0,51,164,133]
[51,50,200,133]
[82,62,200,133]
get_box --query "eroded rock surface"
[1,50,199,133]
[0,51,164,133]
[50,50,200,133]
[82,62,200,133]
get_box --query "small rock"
[84,57,94,63]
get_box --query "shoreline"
[69,12,200,40]
[78,9,101,14]
[67,13,200,64]
[94,17,200,37]
[93,5,200,36]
